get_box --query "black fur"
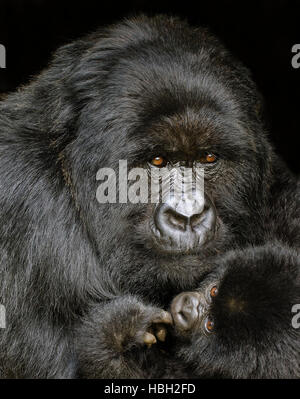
[0,15,298,378]
[171,243,300,378]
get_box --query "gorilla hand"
[75,296,173,378]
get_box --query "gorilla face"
[64,16,271,299]
[129,118,225,256]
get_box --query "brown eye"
[204,318,214,333]
[151,156,166,167]
[199,153,217,164]
[210,286,218,298]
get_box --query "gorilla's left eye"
[151,156,167,167]
[204,317,214,333]
[198,152,218,164]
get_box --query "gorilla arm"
[75,296,173,378]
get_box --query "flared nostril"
[190,213,203,229]
[165,208,187,231]
[163,207,207,232]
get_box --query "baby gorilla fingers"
[143,310,173,347]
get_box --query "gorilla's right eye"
[150,156,167,167]
[210,286,218,298]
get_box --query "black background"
[0,0,299,173]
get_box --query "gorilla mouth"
[150,220,216,254]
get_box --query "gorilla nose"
[153,196,216,251]
[161,206,204,232]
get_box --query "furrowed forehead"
[126,105,252,162]
[104,46,255,161]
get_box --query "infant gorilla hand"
[171,284,218,336]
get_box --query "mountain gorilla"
[0,15,299,378]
